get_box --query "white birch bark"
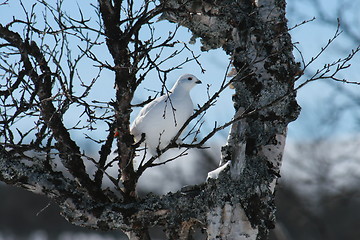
[160,0,299,238]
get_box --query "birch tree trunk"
[0,0,299,239]
[159,0,300,238]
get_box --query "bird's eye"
[187,77,192,80]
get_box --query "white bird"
[130,74,202,157]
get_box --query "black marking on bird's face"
[177,74,201,89]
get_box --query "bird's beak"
[196,80,202,84]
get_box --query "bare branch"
[0,23,108,201]
[288,17,316,31]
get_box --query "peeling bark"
[207,203,258,239]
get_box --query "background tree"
[271,0,360,239]
[0,0,358,239]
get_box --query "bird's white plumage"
[131,74,201,156]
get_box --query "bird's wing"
[130,95,167,139]
[136,95,167,118]
[134,95,167,122]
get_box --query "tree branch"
[0,23,107,201]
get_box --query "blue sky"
[286,0,360,141]
[1,0,359,149]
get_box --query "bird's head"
[173,74,202,92]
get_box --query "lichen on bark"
[160,0,300,239]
